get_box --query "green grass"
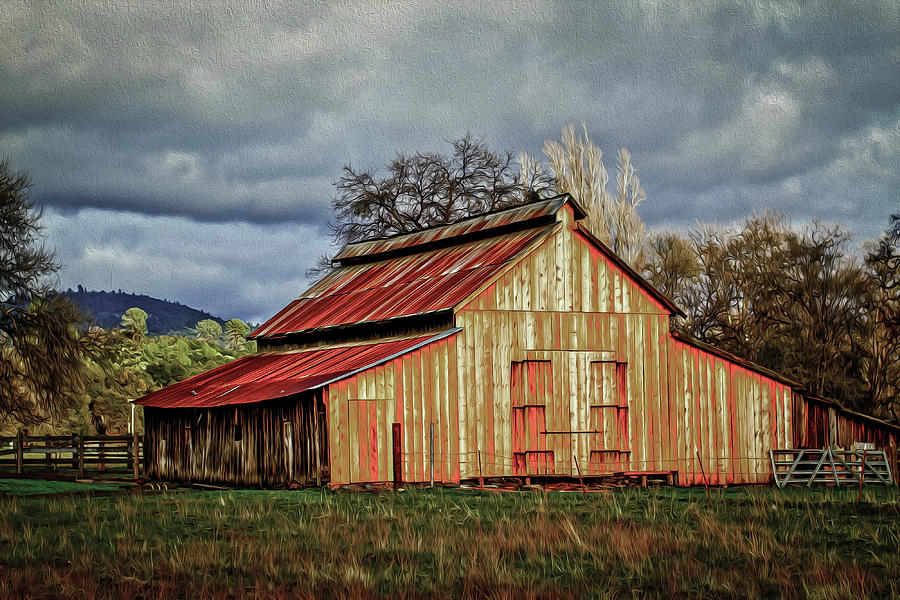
[0,478,132,496]
[1,486,898,599]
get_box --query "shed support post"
[392,423,402,489]
[313,403,322,487]
[429,422,434,488]
[15,429,23,475]
[132,431,140,480]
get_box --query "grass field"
[0,478,134,497]
[1,483,898,599]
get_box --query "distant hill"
[59,287,228,335]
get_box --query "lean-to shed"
[136,195,899,486]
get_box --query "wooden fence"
[0,431,142,479]
[770,448,894,488]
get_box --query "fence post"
[392,423,402,489]
[132,431,140,479]
[857,450,867,503]
[15,429,23,475]
[71,433,79,470]
[76,435,85,479]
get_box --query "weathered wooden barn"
[136,195,899,486]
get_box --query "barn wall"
[325,333,458,485]
[320,204,898,487]
[144,394,327,486]
[668,339,793,484]
[449,308,793,485]
[464,215,667,316]
[452,208,794,485]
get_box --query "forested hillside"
[59,287,228,335]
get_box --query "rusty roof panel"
[333,195,583,262]
[251,225,553,339]
[135,331,457,408]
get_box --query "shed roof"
[135,330,457,408]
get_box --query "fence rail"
[0,432,142,479]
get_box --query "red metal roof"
[333,195,585,263]
[251,225,554,339]
[135,332,456,408]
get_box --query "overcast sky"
[2,1,898,324]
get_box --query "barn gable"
[460,202,677,316]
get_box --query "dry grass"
[1,486,898,599]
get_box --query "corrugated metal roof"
[802,395,900,433]
[333,195,585,263]
[135,331,458,408]
[251,225,553,339]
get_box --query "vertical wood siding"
[145,204,898,488]
[326,333,457,484]
[450,207,797,485]
[144,394,327,486]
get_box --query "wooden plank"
[496,312,511,472]
[375,366,388,482]
[330,384,345,484]
[448,328,460,482]
[347,380,360,483]
[407,350,420,482]
[456,313,470,479]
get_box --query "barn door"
[347,399,389,482]
[511,360,571,476]
[587,362,629,474]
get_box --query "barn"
[135,195,899,487]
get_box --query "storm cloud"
[1,0,898,321]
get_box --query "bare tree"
[644,230,700,312]
[646,213,881,412]
[533,124,648,268]
[330,134,539,245]
[610,148,647,267]
[861,214,900,418]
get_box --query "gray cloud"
[43,207,335,324]
[1,0,898,317]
